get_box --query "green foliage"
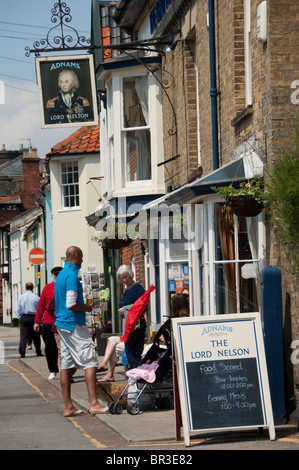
[266,131,299,273]
[97,221,139,246]
[98,222,128,240]
[211,177,268,205]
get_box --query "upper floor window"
[107,81,115,192]
[122,76,151,182]
[1,231,9,274]
[150,0,174,33]
[100,67,164,197]
[61,161,79,209]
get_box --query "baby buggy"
[109,319,173,415]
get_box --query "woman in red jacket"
[34,266,62,380]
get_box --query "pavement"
[1,325,179,444]
[2,325,299,447]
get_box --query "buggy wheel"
[127,402,140,415]
[109,402,116,414]
[156,397,170,409]
[113,403,124,414]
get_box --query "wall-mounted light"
[166,38,182,53]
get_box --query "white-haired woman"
[97,265,145,382]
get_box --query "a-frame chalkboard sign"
[172,313,275,446]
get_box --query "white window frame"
[121,74,152,187]
[201,198,265,316]
[107,81,115,192]
[60,160,80,210]
[1,231,9,267]
[159,216,191,322]
[103,66,164,198]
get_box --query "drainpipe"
[208,0,220,170]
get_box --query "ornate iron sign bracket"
[25,0,91,57]
[25,0,178,135]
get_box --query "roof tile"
[48,125,100,156]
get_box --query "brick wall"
[162,35,200,190]
[121,239,145,287]
[21,153,42,210]
[263,0,299,410]
[160,0,299,410]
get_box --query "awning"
[86,151,264,224]
[139,151,264,209]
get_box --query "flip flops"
[97,377,115,383]
[88,406,109,416]
[96,365,108,372]
[64,409,87,417]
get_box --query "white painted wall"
[50,152,103,276]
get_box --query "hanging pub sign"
[172,313,275,446]
[35,55,98,128]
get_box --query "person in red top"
[34,266,62,380]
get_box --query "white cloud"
[0,80,80,158]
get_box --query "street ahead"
[1,325,299,455]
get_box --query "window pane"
[125,129,151,181]
[123,76,148,128]
[215,263,237,314]
[73,163,78,182]
[169,223,188,259]
[215,204,259,314]
[61,161,79,208]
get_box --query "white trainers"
[48,373,56,380]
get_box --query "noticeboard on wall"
[172,313,275,446]
[35,54,98,129]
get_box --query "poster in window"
[35,55,98,129]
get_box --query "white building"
[47,125,103,276]
[8,206,44,323]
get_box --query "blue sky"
[0,0,92,158]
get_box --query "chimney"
[21,147,42,210]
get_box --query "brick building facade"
[92,0,298,416]
[157,0,299,413]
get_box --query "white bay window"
[100,66,164,198]
[123,76,151,182]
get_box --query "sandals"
[88,406,109,416]
[96,365,108,372]
[97,377,115,383]
[64,409,87,417]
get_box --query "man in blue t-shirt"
[55,246,107,417]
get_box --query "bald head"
[66,246,83,267]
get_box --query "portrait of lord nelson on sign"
[36,55,98,129]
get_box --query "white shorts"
[57,325,98,371]
[108,336,124,363]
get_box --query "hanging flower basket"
[211,178,268,217]
[101,237,132,249]
[228,195,263,217]
[97,221,140,249]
